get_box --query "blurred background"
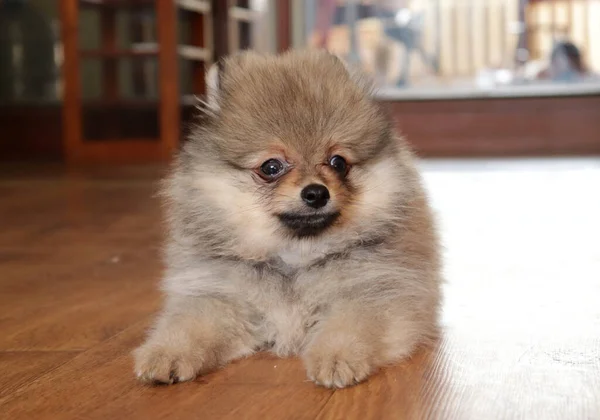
[1,3,599,416]
[1,0,599,163]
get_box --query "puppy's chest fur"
[271,246,328,276]
[250,247,336,356]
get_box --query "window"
[300,0,600,98]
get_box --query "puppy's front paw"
[303,339,374,388]
[133,343,204,385]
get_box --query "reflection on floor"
[0,158,599,419]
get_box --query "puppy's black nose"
[301,184,330,209]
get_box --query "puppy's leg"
[302,302,430,388]
[134,295,261,384]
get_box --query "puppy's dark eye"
[329,155,347,175]
[260,159,285,180]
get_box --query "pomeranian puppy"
[134,49,441,388]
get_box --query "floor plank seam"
[314,390,337,419]
[0,318,151,407]
[0,353,80,405]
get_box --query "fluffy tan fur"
[134,49,442,388]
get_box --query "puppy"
[134,49,441,388]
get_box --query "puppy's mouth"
[277,212,340,238]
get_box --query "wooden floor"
[1,159,599,420]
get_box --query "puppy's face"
[243,141,354,238]
[186,51,411,258]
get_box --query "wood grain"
[0,160,599,419]
[0,168,162,351]
[0,322,333,420]
[0,352,78,399]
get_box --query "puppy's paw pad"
[134,345,198,385]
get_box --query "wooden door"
[60,0,179,163]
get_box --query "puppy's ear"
[327,52,373,94]
[204,52,250,112]
[205,59,223,112]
